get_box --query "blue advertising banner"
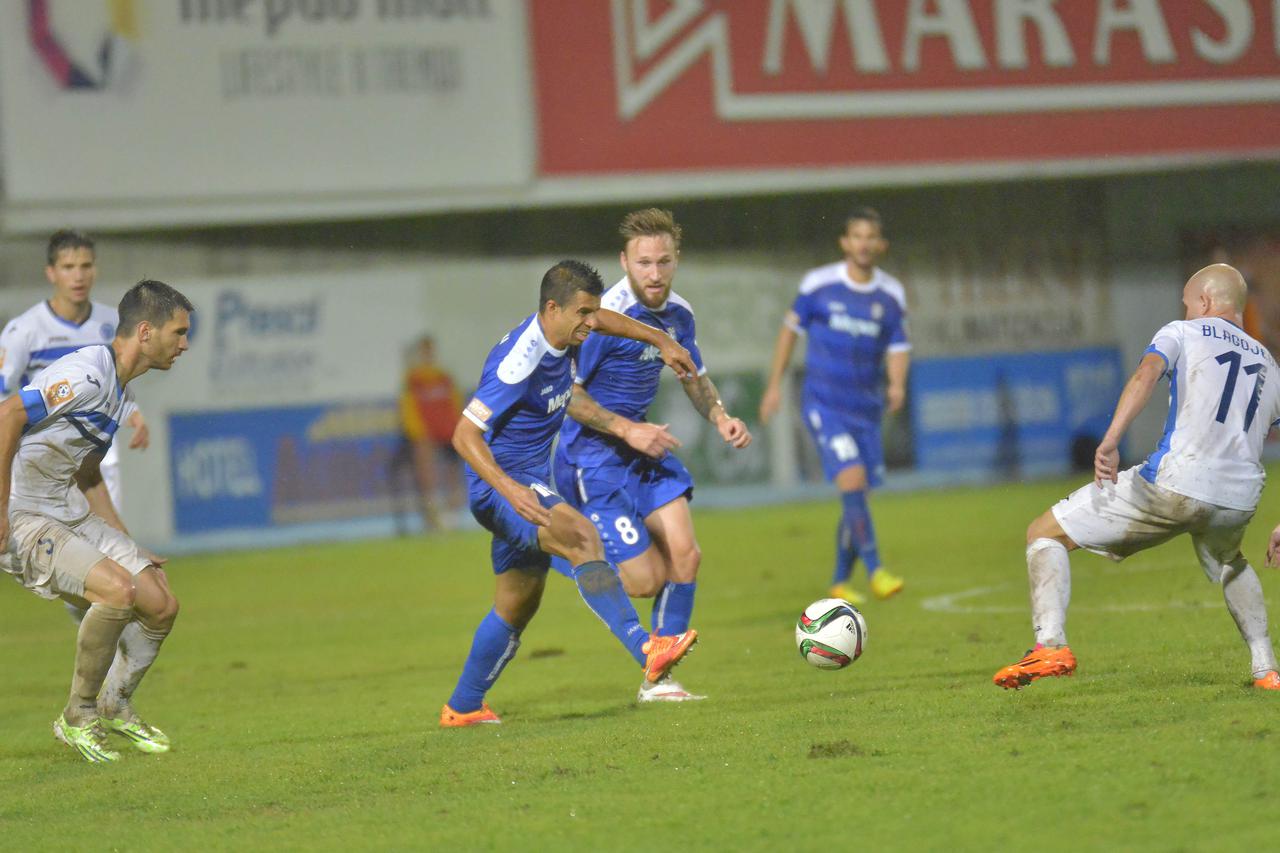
[910,348,1125,478]
[170,402,404,535]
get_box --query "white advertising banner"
[0,0,533,226]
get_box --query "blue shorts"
[467,471,564,574]
[801,402,884,486]
[551,451,694,570]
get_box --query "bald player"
[994,264,1280,691]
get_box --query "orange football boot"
[993,645,1078,689]
[440,702,502,727]
[1253,671,1280,690]
[642,630,699,683]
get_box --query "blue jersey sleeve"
[886,304,910,349]
[462,353,526,433]
[789,289,816,332]
[677,313,706,374]
[574,332,613,385]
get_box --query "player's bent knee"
[554,514,604,563]
[85,560,136,609]
[1026,511,1069,547]
[671,543,701,581]
[622,571,664,598]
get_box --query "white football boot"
[637,675,707,703]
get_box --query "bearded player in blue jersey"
[441,260,700,727]
[552,209,752,703]
[760,207,909,606]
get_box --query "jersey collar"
[839,265,883,293]
[533,314,567,357]
[44,300,94,329]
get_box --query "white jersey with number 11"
[1141,317,1280,512]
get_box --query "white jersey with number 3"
[1140,317,1280,512]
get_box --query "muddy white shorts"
[1052,467,1254,582]
[0,510,152,600]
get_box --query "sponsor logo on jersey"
[465,398,491,423]
[639,343,662,362]
[540,384,554,395]
[546,388,572,414]
[44,379,73,406]
[829,314,880,337]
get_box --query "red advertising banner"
[531,0,1280,176]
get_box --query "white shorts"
[0,511,151,600]
[1052,467,1254,583]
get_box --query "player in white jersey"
[0,280,192,762]
[993,264,1280,691]
[0,231,150,513]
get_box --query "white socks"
[68,603,133,725]
[99,620,171,718]
[1220,559,1278,679]
[1027,538,1071,648]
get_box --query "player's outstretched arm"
[593,309,695,379]
[683,374,751,449]
[885,350,910,414]
[1094,352,1166,485]
[0,396,30,550]
[451,416,552,525]
[567,386,680,458]
[759,319,799,424]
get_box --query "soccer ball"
[795,598,867,669]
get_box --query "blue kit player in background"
[759,207,909,606]
[553,209,751,703]
[441,260,701,727]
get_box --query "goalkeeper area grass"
[3,472,1279,850]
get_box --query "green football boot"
[103,714,171,754]
[53,714,120,763]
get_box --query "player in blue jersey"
[552,209,752,703]
[760,207,909,605]
[441,260,701,727]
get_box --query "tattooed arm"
[682,374,751,449]
[567,385,680,459]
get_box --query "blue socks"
[652,581,696,635]
[448,609,521,713]
[574,560,648,666]
[832,490,880,585]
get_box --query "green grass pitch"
[4,472,1280,850]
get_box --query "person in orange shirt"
[400,336,464,529]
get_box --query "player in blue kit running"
[552,209,752,703]
[760,207,908,605]
[441,260,700,727]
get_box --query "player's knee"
[671,543,701,581]
[1026,513,1055,545]
[624,571,664,598]
[93,565,136,609]
[560,515,603,563]
[154,592,180,628]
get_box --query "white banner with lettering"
[0,0,533,225]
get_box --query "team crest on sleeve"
[44,379,73,406]
[465,398,491,423]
